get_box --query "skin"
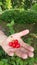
[0,30,34,59]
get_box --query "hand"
[1,30,34,59]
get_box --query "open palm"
[1,30,34,59]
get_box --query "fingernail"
[30,47,34,52]
[29,53,34,57]
[9,52,14,56]
[23,54,28,59]
[28,47,34,52]
[26,30,29,33]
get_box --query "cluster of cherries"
[9,39,20,48]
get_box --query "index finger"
[17,29,29,37]
[10,30,29,38]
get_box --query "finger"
[8,47,17,53]
[2,46,14,56]
[8,51,14,56]
[17,29,29,37]
[28,52,34,57]
[19,47,34,57]
[7,47,15,56]
[12,29,29,38]
[15,49,28,59]
[19,39,34,52]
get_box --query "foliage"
[0,0,37,10]
[0,0,12,10]
[0,2,2,6]
[31,3,37,11]
[5,0,12,10]
[0,0,37,65]
[0,9,37,24]
[7,19,15,34]
[11,0,24,8]
[0,7,2,14]
[24,0,33,10]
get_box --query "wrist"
[0,30,7,46]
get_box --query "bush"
[31,3,37,12]
[0,9,37,24]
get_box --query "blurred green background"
[0,0,37,65]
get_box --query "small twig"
[30,33,37,38]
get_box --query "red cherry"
[12,43,16,48]
[16,43,20,48]
[14,40,18,44]
[9,42,13,46]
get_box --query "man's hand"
[1,30,34,59]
